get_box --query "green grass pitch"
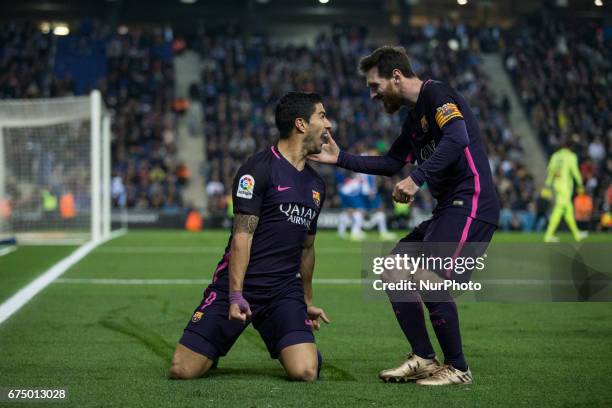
[1,230,611,407]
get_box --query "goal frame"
[0,90,111,244]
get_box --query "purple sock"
[423,299,468,371]
[389,296,436,359]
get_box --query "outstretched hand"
[308,132,340,164]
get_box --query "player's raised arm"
[309,132,406,177]
[394,99,469,203]
[337,150,406,177]
[408,106,469,188]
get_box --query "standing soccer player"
[310,46,500,385]
[170,92,331,381]
[542,139,588,242]
[336,172,366,240]
[359,149,397,241]
[542,140,588,242]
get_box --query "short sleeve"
[426,83,464,129]
[232,160,270,217]
[308,187,326,235]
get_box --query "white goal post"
[0,90,112,244]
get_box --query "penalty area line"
[53,278,365,285]
[0,229,127,325]
[95,246,361,255]
[51,277,590,286]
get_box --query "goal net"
[0,91,112,244]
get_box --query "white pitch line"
[54,278,365,285]
[0,246,17,257]
[0,229,127,325]
[94,246,362,255]
[95,246,225,254]
[51,277,595,286]
[56,278,211,285]
[17,239,86,246]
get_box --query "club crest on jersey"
[236,174,255,199]
[420,115,429,133]
[192,311,203,323]
[312,190,321,207]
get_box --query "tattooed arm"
[228,212,259,322]
[228,158,269,321]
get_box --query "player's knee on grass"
[280,343,319,382]
[169,343,214,380]
[285,361,318,382]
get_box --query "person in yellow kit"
[542,140,588,243]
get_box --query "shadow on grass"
[206,367,287,380]
[100,307,356,382]
[99,315,174,364]
[241,327,357,381]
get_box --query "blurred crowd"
[1,16,608,231]
[504,7,611,230]
[100,26,185,211]
[0,22,186,212]
[190,23,537,228]
[0,22,74,99]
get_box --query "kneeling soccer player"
[169,92,331,381]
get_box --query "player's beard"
[304,131,323,155]
[382,84,403,114]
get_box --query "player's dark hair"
[275,92,323,139]
[359,45,415,79]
